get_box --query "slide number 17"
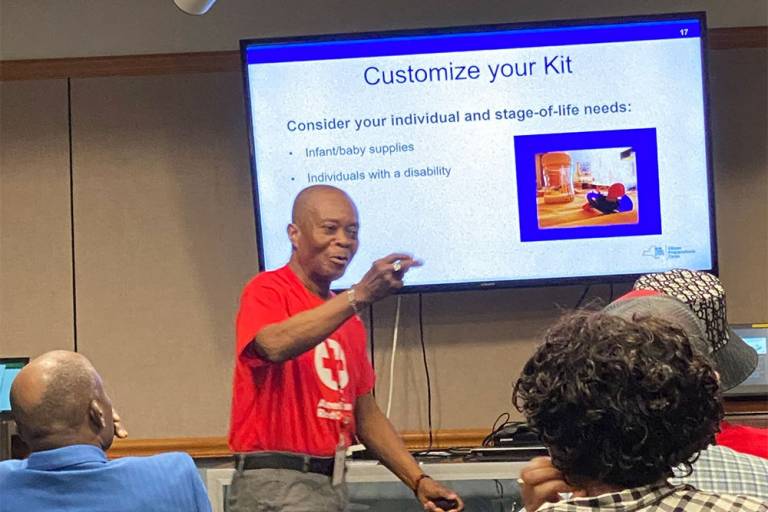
[680,28,689,36]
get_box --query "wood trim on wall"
[1,27,766,82]
[108,397,767,458]
[400,428,488,450]
[108,436,232,459]
[724,397,768,415]
[0,51,239,81]
[107,429,489,459]
[708,26,768,50]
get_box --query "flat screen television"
[240,12,716,292]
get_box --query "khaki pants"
[227,467,349,512]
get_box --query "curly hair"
[512,311,723,488]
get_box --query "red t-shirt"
[228,265,375,455]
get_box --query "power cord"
[385,296,402,419]
[482,412,516,447]
[418,293,434,452]
[494,479,505,511]
[574,284,592,309]
[576,282,625,311]
[368,303,375,397]
[410,293,438,457]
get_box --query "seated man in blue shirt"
[0,350,212,512]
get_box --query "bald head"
[291,185,356,227]
[10,350,114,452]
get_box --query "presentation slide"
[243,17,714,290]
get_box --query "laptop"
[0,358,29,419]
[723,324,768,397]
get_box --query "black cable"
[67,78,78,352]
[574,284,591,309]
[369,303,375,397]
[494,479,504,504]
[418,293,434,453]
[483,412,513,447]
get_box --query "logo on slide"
[642,246,665,259]
[315,339,349,390]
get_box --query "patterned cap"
[634,270,728,351]
[633,269,758,391]
[603,291,711,358]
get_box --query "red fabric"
[614,289,662,301]
[716,420,768,459]
[228,265,375,456]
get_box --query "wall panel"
[70,72,256,437]
[709,49,768,322]
[0,80,73,356]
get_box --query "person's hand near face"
[519,457,584,511]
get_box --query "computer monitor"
[0,358,28,419]
[723,325,768,397]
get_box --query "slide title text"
[364,55,574,85]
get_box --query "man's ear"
[287,223,300,251]
[14,422,30,445]
[88,399,107,431]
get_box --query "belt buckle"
[302,454,310,473]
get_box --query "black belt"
[236,452,335,476]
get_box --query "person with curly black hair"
[513,301,767,512]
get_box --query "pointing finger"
[382,253,414,263]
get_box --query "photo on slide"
[515,128,661,242]
[534,147,639,229]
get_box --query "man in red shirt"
[228,185,463,512]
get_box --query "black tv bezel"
[239,11,718,294]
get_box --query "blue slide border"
[244,19,701,65]
[514,128,662,242]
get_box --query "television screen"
[241,12,715,292]
[723,324,768,397]
[0,358,28,417]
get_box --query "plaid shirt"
[670,444,768,501]
[536,482,767,511]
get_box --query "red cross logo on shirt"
[323,345,346,386]
[315,338,349,390]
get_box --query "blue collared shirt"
[0,444,212,512]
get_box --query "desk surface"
[347,459,525,483]
[204,459,525,484]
